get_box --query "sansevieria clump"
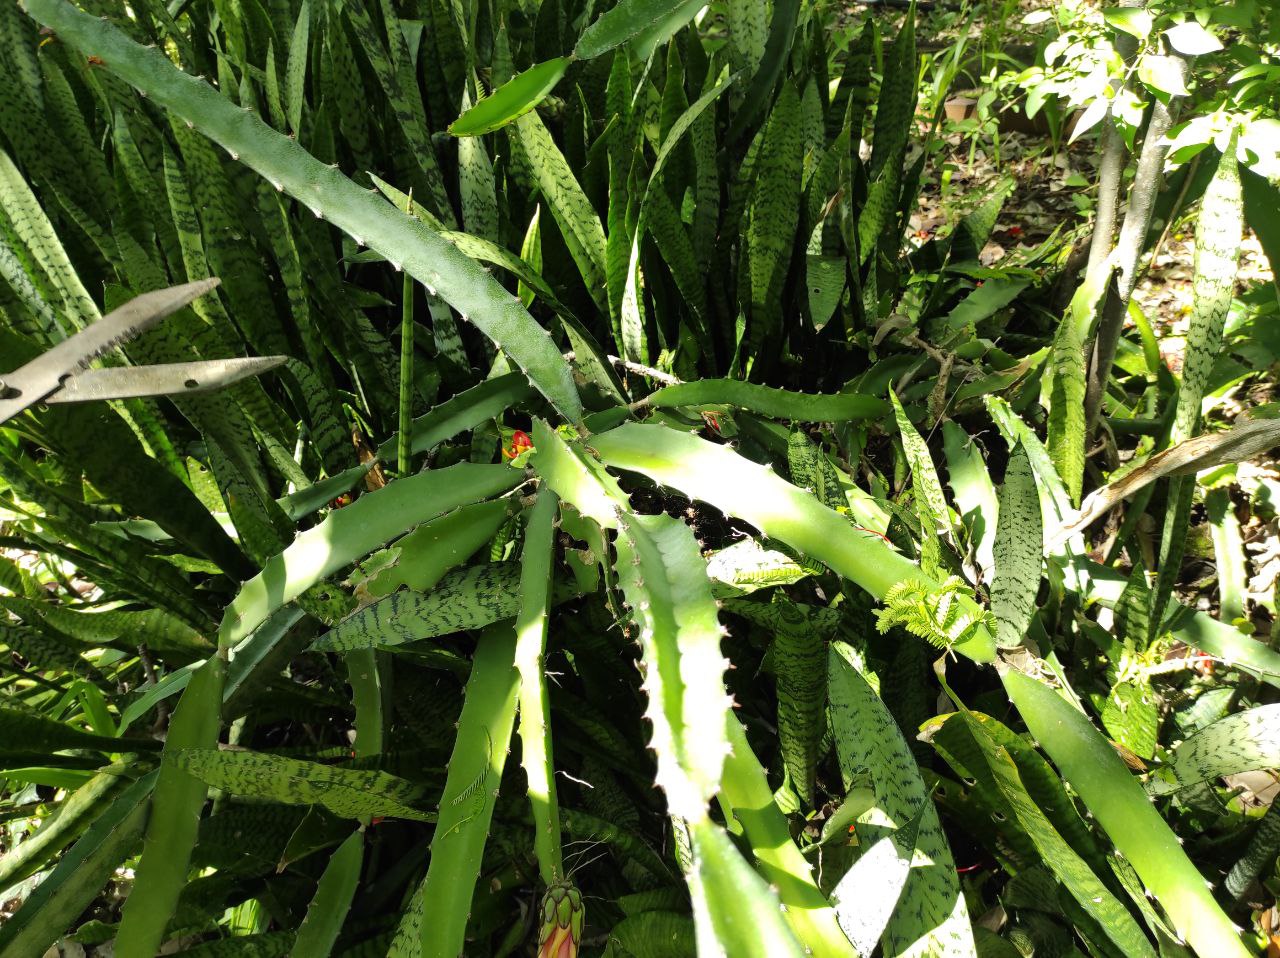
[538,882,584,958]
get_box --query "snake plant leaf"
[311,563,522,651]
[1226,801,1280,900]
[890,391,952,539]
[285,0,309,136]
[935,711,1156,957]
[1148,704,1280,794]
[419,625,520,958]
[705,538,810,595]
[21,0,582,420]
[1003,670,1250,958]
[0,771,154,958]
[990,442,1041,648]
[829,641,976,958]
[829,811,921,955]
[0,704,160,754]
[1046,311,1087,506]
[764,596,829,808]
[1153,136,1244,641]
[640,380,887,421]
[746,82,803,364]
[591,422,996,662]
[449,58,569,135]
[173,749,432,821]
[219,463,521,649]
[509,110,609,314]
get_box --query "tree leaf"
[1164,21,1223,56]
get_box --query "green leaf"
[0,768,129,890]
[934,711,1156,958]
[449,58,569,136]
[1103,7,1153,38]
[115,657,225,958]
[1138,55,1189,96]
[574,0,701,60]
[942,422,999,578]
[1101,681,1159,760]
[0,772,153,958]
[1164,21,1223,56]
[514,490,564,883]
[944,278,1030,330]
[718,717,856,955]
[219,463,522,650]
[614,510,730,819]
[991,443,1042,648]
[687,818,807,957]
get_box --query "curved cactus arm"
[292,828,365,958]
[515,489,564,884]
[613,508,804,957]
[638,380,887,422]
[590,422,996,662]
[419,625,520,958]
[719,717,858,957]
[20,0,582,421]
[1003,670,1250,958]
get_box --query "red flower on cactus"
[504,430,534,460]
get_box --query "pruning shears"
[0,278,286,425]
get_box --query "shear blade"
[45,356,288,403]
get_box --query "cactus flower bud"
[537,882,583,958]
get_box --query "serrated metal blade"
[0,279,221,422]
[42,356,287,403]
